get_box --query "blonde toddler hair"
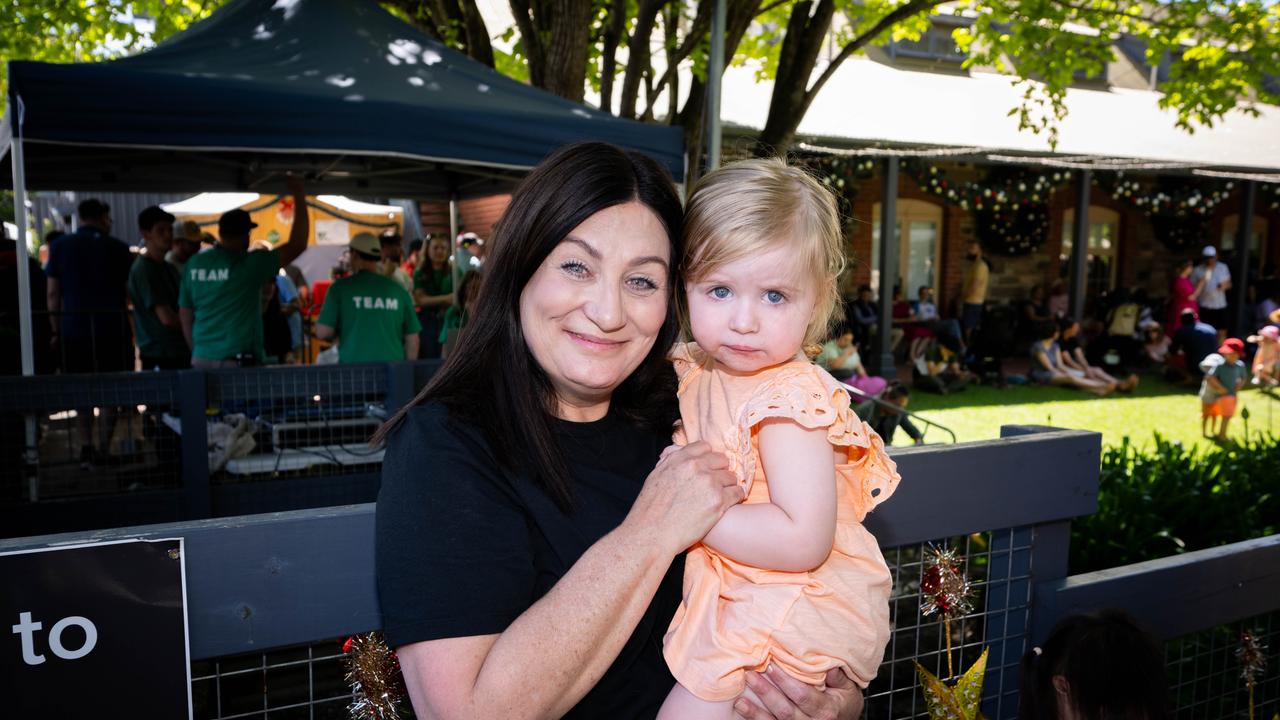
[682,157,846,347]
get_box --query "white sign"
[315,219,350,246]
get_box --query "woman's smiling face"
[519,201,671,420]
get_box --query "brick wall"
[418,195,513,240]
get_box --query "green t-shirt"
[317,270,422,364]
[127,254,189,360]
[178,246,280,362]
[1209,359,1248,396]
[413,264,453,296]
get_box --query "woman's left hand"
[733,666,864,720]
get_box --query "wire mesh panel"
[864,526,1035,720]
[205,365,389,484]
[0,371,183,506]
[191,639,352,720]
[1166,611,1279,720]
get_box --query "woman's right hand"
[625,441,742,556]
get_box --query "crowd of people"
[3,181,486,377]
[814,240,1279,444]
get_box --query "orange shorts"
[1202,396,1237,418]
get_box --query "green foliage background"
[1070,433,1280,574]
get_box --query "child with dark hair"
[1020,610,1170,720]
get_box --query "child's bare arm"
[1206,374,1228,393]
[701,419,837,572]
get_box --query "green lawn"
[896,373,1280,450]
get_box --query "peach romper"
[663,343,900,701]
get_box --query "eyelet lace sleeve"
[733,365,900,520]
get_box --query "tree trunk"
[754,0,834,156]
[599,0,628,113]
[753,0,941,155]
[619,0,665,118]
[541,0,596,102]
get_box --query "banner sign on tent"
[0,538,192,718]
[315,219,351,246]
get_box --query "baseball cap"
[218,208,258,237]
[1202,246,1217,257]
[1218,338,1244,355]
[350,232,382,258]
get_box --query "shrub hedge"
[1069,433,1280,574]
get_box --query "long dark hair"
[375,142,683,512]
[1019,610,1170,720]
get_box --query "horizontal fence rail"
[0,428,1100,675]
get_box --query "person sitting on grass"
[853,382,923,446]
[817,325,888,397]
[1058,318,1138,392]
[1029,320,1115,396]
[1200,338,1247,440]
[912,334,971,395]
[1248,325,1278,388]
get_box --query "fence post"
[178,370,211,520]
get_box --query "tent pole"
[875,158,899,378]
[449,195,460,306]
[1232,181,1256,337]
[704,0,726,172]
[10,129,40,502]
[1068,170,1091,322]
[10,136,35,377]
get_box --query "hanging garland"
[1095,173,1231,251]
[804,154,877,204]
[1260,182,1280,212]
[903,162,1071,256]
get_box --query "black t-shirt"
[1060,335,1082,359]
[376,402,683,719]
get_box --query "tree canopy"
[4,0,1278,177]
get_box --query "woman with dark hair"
[1019,610,1170,720]
[374,142,863,720]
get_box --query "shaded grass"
[898,372,1280,450]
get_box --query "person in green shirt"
[316,233,421,363]
[412,234,453,359]
[128,205,190,370]
[178,176,309,367]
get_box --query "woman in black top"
[375,143,863,720]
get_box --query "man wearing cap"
[166,220,205,275]
[315,233,420,363]
[1170,308,1219,382]
[1191,246,1232,340]
[128,206,190,370]
[179,176,309,368]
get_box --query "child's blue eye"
[764,290,786,304]
[710,286,731,299]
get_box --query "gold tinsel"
[344,632,406,720]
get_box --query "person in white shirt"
[1190,245,1232,340]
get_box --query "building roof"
[720,56,1280,178]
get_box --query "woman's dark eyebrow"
[632,255,669,270]
[564,236,601,259]
[564,236,668,270]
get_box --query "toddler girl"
[659,158,900,718]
